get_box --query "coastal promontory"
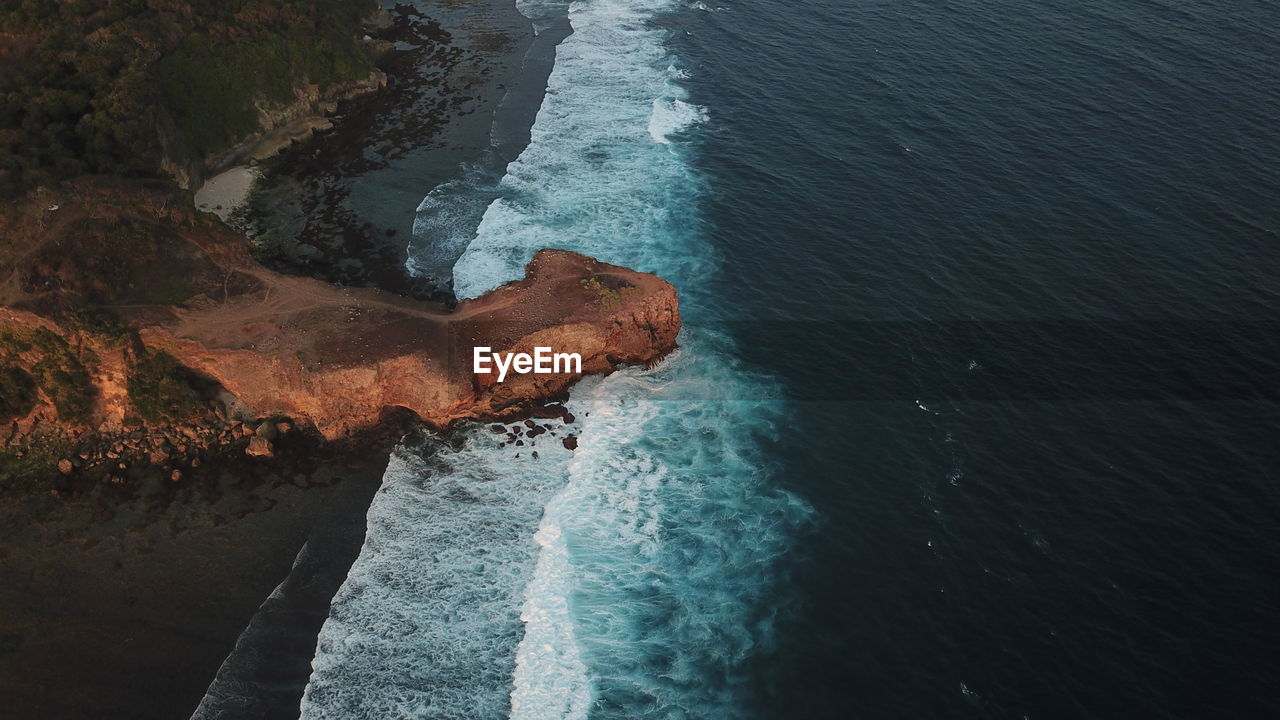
[0,181,679,478]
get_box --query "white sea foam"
[509,345,808,719]
[300,430,578,719]
[649,98,709,144]
[452,0,711,300]
[446,0,809,712]
[406,168,501,286]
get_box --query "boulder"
[255,421,278,440]
[245,436,273,457]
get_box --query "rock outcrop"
[0,181,680,457]
[141,249,680,438]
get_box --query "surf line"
[473,346,582,383]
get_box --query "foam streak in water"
[300,433,577,719]
[440,0,809,716]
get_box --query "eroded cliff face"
[141,249,680,438]
[0,181,680,460]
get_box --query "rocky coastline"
[1,181,679,494]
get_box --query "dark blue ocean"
[679,0,1280,716]
[294,1,1280,717]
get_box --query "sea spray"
[408,0,572,287]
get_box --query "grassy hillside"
[0,0,376,197]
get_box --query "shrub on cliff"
[0,326,96,424]
[0,365,37,421]
[128,349,202,422]
[32,360,95,423]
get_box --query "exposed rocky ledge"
[0,181,679,482]
[142,248,680,438]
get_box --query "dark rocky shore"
[0,429,396,719]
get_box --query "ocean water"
[306,0,1280,717]
[672,0,1280,717]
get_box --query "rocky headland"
[0,181,679,489]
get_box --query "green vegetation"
[0,441,67,487]
[32,358,94,422]
[127,348,201,422]
[67,307,131,345]
[159,16,372,155]
[0,0,376,196]
[0,365,37,421]
[579,276,641,311]
[0,325,97,423]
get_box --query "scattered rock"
[276,421,292,435]
[255,421,278,440]
[490,424,506,434]
[245,436,274,457]
[170,469,182,482]
[57,459,73,474]
[562,435,578,451]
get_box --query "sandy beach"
[194,166,260,222]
